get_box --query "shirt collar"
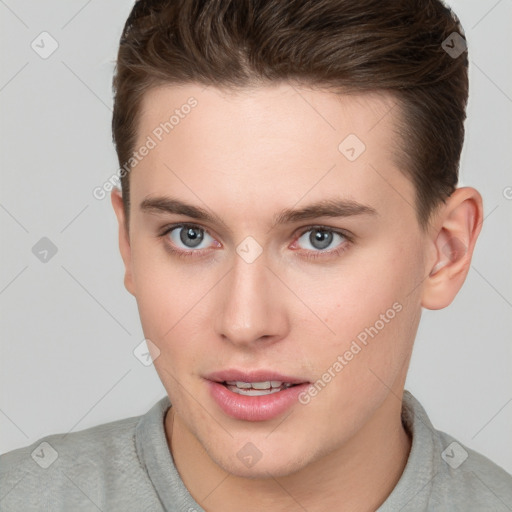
[135,395,204,511]
[377,390,438,511]
[136,390,438,512]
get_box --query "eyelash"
[157,223,353,261]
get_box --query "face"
[116,83,431,478]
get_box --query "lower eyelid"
[160,225,351,258]
[303,240,351,259]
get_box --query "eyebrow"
[140,196,378,231]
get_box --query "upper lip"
[205,369,309,384]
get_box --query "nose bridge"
[214,251,285,346]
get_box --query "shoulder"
[428,428,512,510]
[392,391,512,511]
[378,390,512,512]
[1,413,140,471]
[0,412,160,511]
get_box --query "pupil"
[180,227,204,248]
[311,229,332,250]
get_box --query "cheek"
[303,238,423,369]
[132,261,203,402]
[130,243,182,349]
[130,245,213,369]
[130,234,188,325]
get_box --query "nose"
[214,252,289,348]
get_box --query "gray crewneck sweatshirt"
[1,390,511,511]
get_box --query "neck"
[165,391,411,512]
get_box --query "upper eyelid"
[160,222,214,236]
[296,225,351,238]
[160,223,352,248]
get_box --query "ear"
[111,188,136,296]
[421,187,483,310]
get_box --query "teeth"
[224,380,291,389]
[226,385,282,396]
[225,381,252,388]
[224,380,296,396]
[252,381,271,389]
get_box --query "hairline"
[121,80,435,233]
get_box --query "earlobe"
[421,187,483,310]
[111,189,136,296]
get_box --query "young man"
[1,0,511,510]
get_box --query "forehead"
[136,83,398,155]
[131,83,416,227]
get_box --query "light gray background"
[1,0,511,474]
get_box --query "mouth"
[222,380,299,396]
[206,369,309,390]
[205,370,311,421]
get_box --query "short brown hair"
[112,0,468,228]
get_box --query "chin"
[207,443,314,479]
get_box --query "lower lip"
[207,380,310,422]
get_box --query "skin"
[111,83,483,512]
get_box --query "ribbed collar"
[135,390,438,511]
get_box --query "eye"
[166,224,216,251]
[295,227,348,252]
[159,223,351,261]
